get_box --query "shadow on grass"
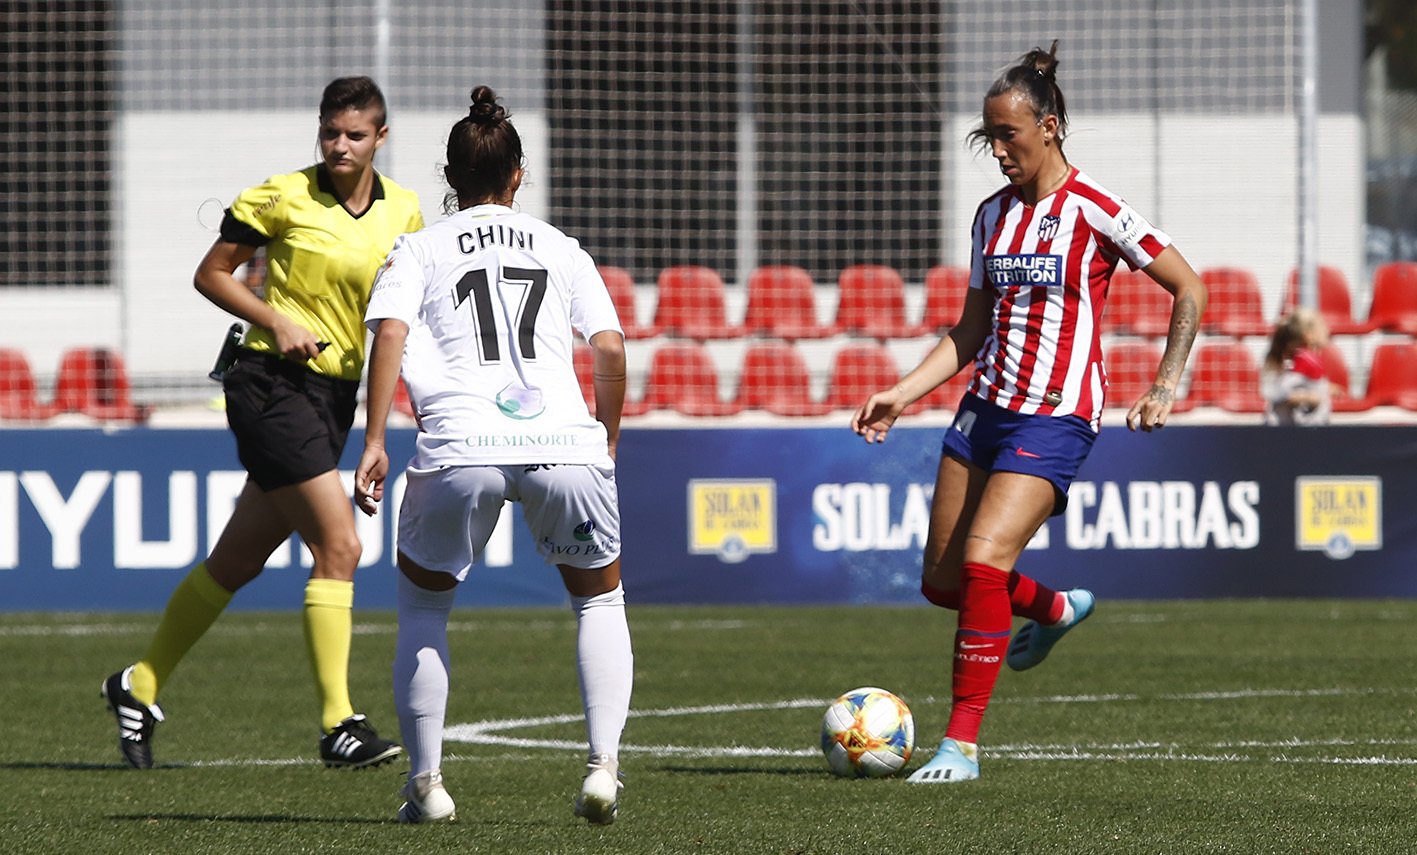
[0,760,132,771]
[656,764,827,777]
[108,813,554,829]
[106,813,388,825]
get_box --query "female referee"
[852,41,1207,783]
[354,86,632,825]
[102,76,423,770]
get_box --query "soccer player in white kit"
[853,42,1208,783]
[355,86,632,825]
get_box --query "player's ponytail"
[967,40,1069,153]
[444,85,525,213]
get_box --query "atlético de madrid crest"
[1037,214,1061,242]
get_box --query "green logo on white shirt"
[496,383,546,420]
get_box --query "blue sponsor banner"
[1,425,1414,610]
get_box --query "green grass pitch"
[3,600,1415,853]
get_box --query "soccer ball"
[820,686,914,778]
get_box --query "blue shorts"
[941,393,1098,516]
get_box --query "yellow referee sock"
[129,562,233,706]
[304,578,357,733]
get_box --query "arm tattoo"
[1147,384,1175,405]
[1157,292,1202,386]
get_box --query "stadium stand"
[1103,268,1173,336]
[1364,262,1417,336]
[733,341,831,416]
[834,264,924,340]
[1104,340,1168,410]
[823,342,915,413]
[1282,266,1368,334]
[914,367,974,413]
[0,348,54,421]
[1199,267,1270,337]
[1358,341,1417,410]
[638,342,741,416]
[598,265,660,339]
[1318,343,1367,413]
[920,265,969,334]
[1184,339,1264,413]
[742,266,837,340]
[50,347,150,423]
[652,265,744,340]
[574,342,648,417]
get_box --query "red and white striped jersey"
[965,168,1171,429]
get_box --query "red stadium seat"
[1200,267,1269,337]
[1104,341,1165,410]
[1365,262,1417,336]
[598,265,660,339]
[834,265,924,339]
[1103,268,1172,336]
[742,266,838,339]
[733,342,831,416]
[824,343,920,413]
[51,347,150,423]
[1282,266,1368,334]
[1359,341,1417,410]
[638,343,741,416]
[915,368,974,413]
[1183,340,1264,413]
[393,377,416,418]
[652,265,743,340]
[1317,344,1366,413]
[574,343,647,418]
[921,265,970,334]
[0,348,55,421]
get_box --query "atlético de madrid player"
[852,40,1208,783]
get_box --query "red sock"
[920,579,959,610]
[945,562,1011,744]
[1008,569,1065,624]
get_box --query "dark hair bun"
[1024,39,1060,80]
[468,85,506,125]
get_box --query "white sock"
[394,572,455,779]
[570,582,634,761]
[1053,594,1076,627]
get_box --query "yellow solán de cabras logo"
[688,479,777,563]
[1295,477,1382,560]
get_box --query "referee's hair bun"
[468,85,506,125]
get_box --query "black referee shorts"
[223,348,359,492]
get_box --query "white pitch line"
[147,742,1417,770]
[443,698,827,755]
[439,695,1417,767]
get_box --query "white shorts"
[396,461,621,580]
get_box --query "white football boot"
[397,769,457,823]
[573,753,623,825]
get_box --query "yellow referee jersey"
[222,165,423,381]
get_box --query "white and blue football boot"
[906,737,980,783]
[1006,588,1096,672]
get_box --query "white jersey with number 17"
[365,203,623,468]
